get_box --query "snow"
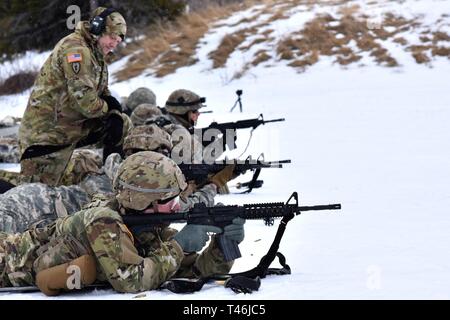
[1,0,450,300]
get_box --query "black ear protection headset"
[90,8,117,36]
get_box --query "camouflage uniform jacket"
[0,200,233,293]
[103,152,217,212]
[19,21,111,154]
[0,173,113,234]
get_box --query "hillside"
[1,0,450,300]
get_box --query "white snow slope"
[1,0,450,300]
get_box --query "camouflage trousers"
[0,220,89,288]
[20,146,74,187]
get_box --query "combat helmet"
[165,89,206,115]
[130,103,163,126]
[114,151,187,211]
[91,7,127,40]
[123,124,172,155]
[127,88,157,112]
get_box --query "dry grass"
[114,3,243,81]
[209,30,248,68]
[275,9,408,71]
[112,0,450,80]
[408,45,432,64]
[432,46,450,57]
[412,51,431,64]
[393,37,408,46]
[252,50,271,66]
[433,31,450,43]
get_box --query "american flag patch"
[67,53,82,63]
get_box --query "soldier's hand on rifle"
[103,113,124,147]
[210,164,236,188]
[223,218,245,244]
[101,94,123,113]
[173,224,222,253]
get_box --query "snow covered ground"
[1,0,450,299]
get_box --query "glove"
[103,113,124,147]
[173,224,222,253]
[223,218,245,244]
[101,95,122,112]
[209,164,236,188]
[35,255,97,296]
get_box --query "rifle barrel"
[264,118,285,123]
[297,204,341,213]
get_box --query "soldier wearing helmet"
[125,88,157,116]
[0,151,244,295]
[0,124,224,233]
[163,89,231,194]
[130,103,163,126]
[18,7,130,186]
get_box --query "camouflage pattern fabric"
[59,149,103,186]
[0,170,21,187]
[126,88,156,113]
[165,89,205,115]
[20,146,75,186]
[114,151,187,211]
[130,104,161,126]
[0,167,114,234]
[18,20,132,186]
[179,183,217,212]
[0,207,184,293]
[92,7,127,40]
[0,191,232,293]
[0,183,90,234]
[123,124,172,154]
[0,137,20,163]
[19,21,109,153]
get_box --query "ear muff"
[90,8,117,36]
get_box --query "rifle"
[191,113,285,149]
[122,192,341,262]
[178,159,291,192]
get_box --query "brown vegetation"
[276,11,401,71]
[114,3,243,81]
[112,0,450,80]
[209,30,249,68]
[0,71,37,95]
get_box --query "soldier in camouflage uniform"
[0,148,106,191]
[163,89,231,195]
[0,151,245,295]
[0,149,114,234]
[18,7,131,186]
[123,87,157,116]
[163,89,205,164]
[105,124,223,212]
[0,124,227,233]
[130,103,162,126]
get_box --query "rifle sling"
[20,144,71,160]
[159,214,294,294]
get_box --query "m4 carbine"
[178,159,291,187]
[122,192,341,262]
[191,114,285,149]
